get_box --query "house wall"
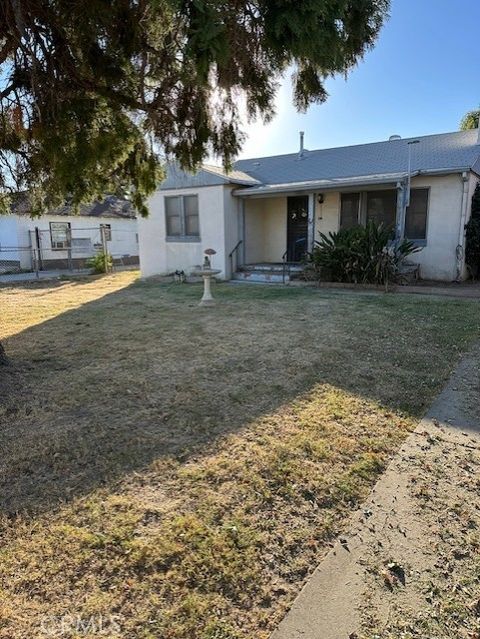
[0,214,139,271]
[139,185,235,279]
[0,215,27,270]
[22,215,138,268]
[244,197,287,263]
[316,192,340,240]
[312,175,469,281]
[408,174,464,281]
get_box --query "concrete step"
[239,263,303,274]
[232,270,288,283]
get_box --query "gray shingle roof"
[12,194,136,218]
[234,130,480,187]
[160,163,260,189]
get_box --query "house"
[0,196,139,274]
[138,129,480,282]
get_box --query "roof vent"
[299,131,305,158]
[389,134,402,141]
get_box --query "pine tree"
[0,0,390,215]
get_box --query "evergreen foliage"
[0,0,389,215]
[460,108,480,131]
[465,184,480,278]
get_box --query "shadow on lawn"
[0,278,478,516]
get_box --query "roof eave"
[233,167,473,197]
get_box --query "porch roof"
[233,167,469,197]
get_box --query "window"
[405,188,428,241]
[165,195,200,239]
[366,190,397,228]
[340,193,360,229]
[100,223,112,241]
[50,222,71,249]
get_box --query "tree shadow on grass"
[0,278,478,516]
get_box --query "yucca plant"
[308,221,419,285]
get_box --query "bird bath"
[191,266,221,306]
[192,249,220,306]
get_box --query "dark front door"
[287,196,309,262]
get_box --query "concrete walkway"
[272,344,480,639]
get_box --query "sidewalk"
[272,344,480,639]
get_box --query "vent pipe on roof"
[389,134,401,141]
[299,131,305,158]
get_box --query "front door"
[287,196,309,262]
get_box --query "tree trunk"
[0,341,9,366]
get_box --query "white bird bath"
[191,267,221,306]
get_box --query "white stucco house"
[139,129,480,282]
[0,196,139,274]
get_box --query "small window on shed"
[50,222,71,249]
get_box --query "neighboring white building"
[0,196,139,273]
[139,129,480,282]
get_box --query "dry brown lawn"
[0,272,479,638]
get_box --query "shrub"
[86,251,113,274]
[306,221,419,286]
[465,184,480,279]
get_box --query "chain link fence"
[0,224,139,283]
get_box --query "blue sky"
[239,0,480,159]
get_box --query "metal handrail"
[228,240,243,275]
[282,249,289,284]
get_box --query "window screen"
[184,195,199,236]
[165,195,200,238]
[165,196,183,236]
[340,193,360,229]
[405,188,428,240]
[366,190,397,228]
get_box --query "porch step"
[232,263,304,284]
[232,270,288,283]
[239,263,304,274]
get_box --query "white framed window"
[165,195,200,240]
[50,222,71,250]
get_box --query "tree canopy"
[0,0,389,215]
[460,107,480,131]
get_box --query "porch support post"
[239,199,246,266]
[307,193,315,254]
[395,181,406,242]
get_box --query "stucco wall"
[315,191,340,240]
[408,174,464,281]
[244,197,287,263]
[139,185,234,279]
[311,175,469,281]
[223,186,241,277]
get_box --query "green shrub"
[306,221,419,285]
[465,184,480,278]
[86,251,113,274]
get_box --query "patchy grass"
[0,272,479,638]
